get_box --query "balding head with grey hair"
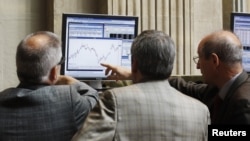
[200,30,243,66]
[16,31,62,84]
[195,30,244,88]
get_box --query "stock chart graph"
[67,38,122,70]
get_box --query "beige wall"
[53,0,107,37]
[0,0,48,90]
[0,0,105,90]
[0,0,247,91]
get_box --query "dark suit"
[0,82,98,141]
[169,71,250,124]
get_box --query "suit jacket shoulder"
[73,80,210,141]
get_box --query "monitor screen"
[61,13,138,81]
[231,12,250,72]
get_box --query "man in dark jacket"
[0,31,99,141]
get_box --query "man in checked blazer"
[0,31,99,141]
[169,30,250,124]
[72,30,210,141]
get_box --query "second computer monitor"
[231,12,250,72]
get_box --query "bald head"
[26,34,52,50]
[198,30,243,65]
[16,31,62,84]
[202,30,241,47]
[196,30,243,87]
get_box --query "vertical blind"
[107,0,196,75]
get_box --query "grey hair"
[16,31,62,83]
[202,31,242,65]
[131,30,176,80]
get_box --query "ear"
[48,66,58,84]
[131,58,138,74]
[211,53,220,67]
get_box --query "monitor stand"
[88,80,103,90]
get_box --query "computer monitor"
[61,13,138,89]
[231,12,250,73]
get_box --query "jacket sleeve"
[71,82,99,130]
[71,90,117,141]
[168,76,209,101]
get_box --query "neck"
[215,64,243,89]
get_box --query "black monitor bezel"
[60,13,138,80]
[230,12,250,73]
[230,12,250,31]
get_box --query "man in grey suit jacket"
[0,31,99,141]
[72,30,210,141]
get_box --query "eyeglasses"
[57,56,65,65]
[193,56,199,64]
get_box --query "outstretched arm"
[101,63,132,80]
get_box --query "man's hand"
[101,63,132,80]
